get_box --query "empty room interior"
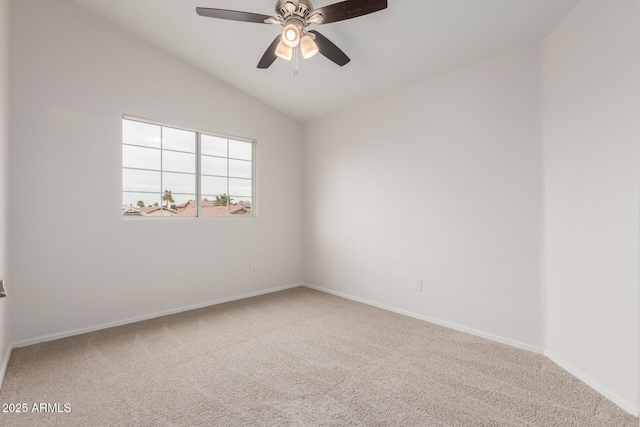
[0,0,639,425]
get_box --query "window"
[122,118,254,217]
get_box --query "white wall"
[542,0,640,412]
[0,0,11,368]
[9,0,303,344]
[303,46,543,349]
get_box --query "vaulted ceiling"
[65,0,582,121]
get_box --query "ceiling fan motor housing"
[276,0,313,21]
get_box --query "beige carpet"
[0,287,636,426]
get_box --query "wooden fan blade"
[196,7,272,24]
[257,36,283,69]
[312,0,387,25]
[309,30,350,66]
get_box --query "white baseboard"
[13,283,304,348]
[302,283,543,354]
[304,283,638,418]
[544,350,638,417]
[9,282,639,419]
[0,346,11,390]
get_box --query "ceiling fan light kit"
[196,0,387,72]
[300,35,319,59]
[282,23,301,47]
[275,40,293,60]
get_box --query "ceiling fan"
[196,0,388,69]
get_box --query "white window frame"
[122,115,256,218]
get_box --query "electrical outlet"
[413,278,423,292]
[251,265,257,274]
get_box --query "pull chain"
[293,45,299,76]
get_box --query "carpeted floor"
[0,287,636,426]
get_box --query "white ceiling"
[65,0,581,122]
